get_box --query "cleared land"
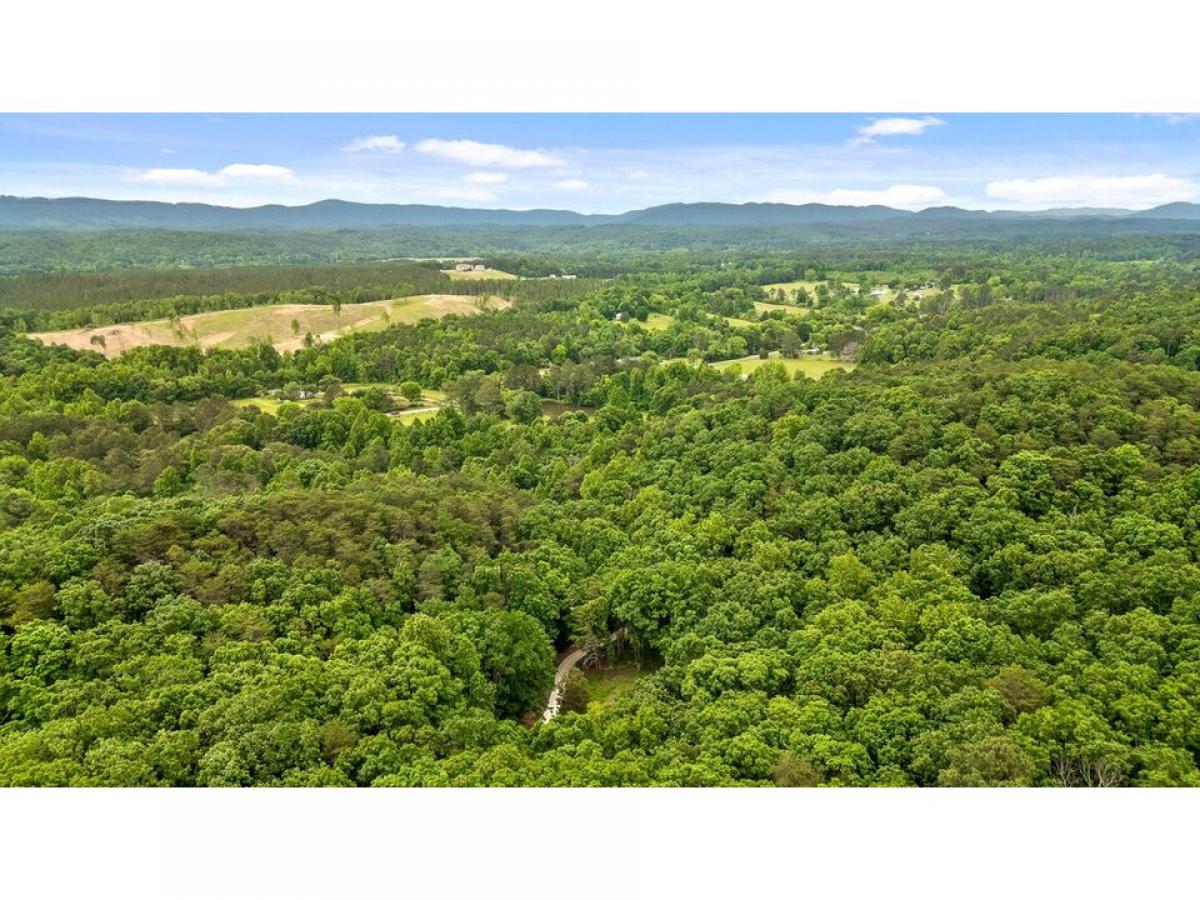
[754,300,811,316]
[232,384,448,418]
[585,661,646,708]
[29,294,509,358]
[763,280,826,300]
[614,312,676,331]
[641,313,676,331]
[711,352,854,378]
[442,267,517,280]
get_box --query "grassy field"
[641,313,676,331]
[614,312,675,331]
[585,657,658,709]
[762,280,866,302]
[390,408,442,425]
[442,267,517,280]
[233,383,448,417]
[710,351,854,378]
[28,294,509,357]
[753,300,811,316]
[762,279,825,299]
[230,396,303,415]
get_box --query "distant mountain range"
[2,195,1200,230]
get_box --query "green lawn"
[585,661,650,708]
[615,312,676,331]
[232,382,448,416]
[642,313,676,331]
[391,408,441,425]
[230,396,293,415]
[754,300,811,316]
[710,352,853,378]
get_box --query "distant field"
[28,294,509,357]
[710,352,853,378]
[762,280,866,304]
[754,300,810,316]
[442,267,517,280]
[642,313,676,331]
[232,384,449,419]
[763,280,824,298]
[614,312,676,331]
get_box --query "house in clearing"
[454,263,473,272]
[473,264,486,271]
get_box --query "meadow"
[709,351,854,377]
[28,294,509,357]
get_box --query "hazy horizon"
[3,113,1198,213]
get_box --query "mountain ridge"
[2,194,1198,230]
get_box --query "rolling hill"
[3,195,1200,231]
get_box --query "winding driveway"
[541,628,626,722]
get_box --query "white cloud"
[125,163,295,187]
[1145,113,1200,125]
[216,163,295,181]
[414,138,563,168]
[341,135,406,153]
[985,173,1199,208]
[553,178,588,191]
[464,171,507,184]
[127,167,219,186]
[765,184,949,210]
[853,116,943,146]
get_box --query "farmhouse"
[473,264,486,271]
[454,263,473,272]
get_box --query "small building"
[561,274,578,280]
[454,263,473,272]
[473,264,486,271]
[613,311,629,322]
[870,287,887,298]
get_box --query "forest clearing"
[27,293,509,357]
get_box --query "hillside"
[6,194,1200,232]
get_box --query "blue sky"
[2,113,1198,212]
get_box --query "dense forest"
[2,231,1200,786]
